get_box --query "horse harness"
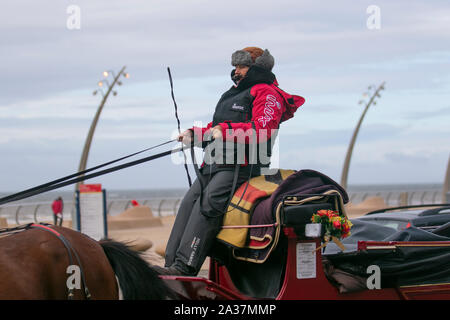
[0,223,91,300]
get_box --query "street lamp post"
[340,82,385,190]
[71,66,129,229]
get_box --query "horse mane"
[99,239,177,300]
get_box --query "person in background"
[52,196,64,226]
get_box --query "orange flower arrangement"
[311,209,353,251]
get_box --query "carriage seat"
[215,169,349,264]
[210,169,348,299]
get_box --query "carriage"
[158,182,450,300]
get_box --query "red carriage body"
[162,237,450,300]
[161,193,450,300]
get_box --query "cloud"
[384,152,431,164]
[2,0,450,103]
[405,106,450,120]
[1,0,450,191]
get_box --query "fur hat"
[231,47,275,71]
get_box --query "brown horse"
[0,224,176,300]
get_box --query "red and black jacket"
[192,65,305,174]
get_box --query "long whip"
[167,67,192,187]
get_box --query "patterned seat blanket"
[216,169,349,263]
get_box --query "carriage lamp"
[305,223,322,238]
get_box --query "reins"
[0,141,186,205]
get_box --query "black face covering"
[230,69,242,84]
[232,72,243,83]
[230,66,276,89]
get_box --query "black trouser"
[165,170,249,275]
[53,214,63,226]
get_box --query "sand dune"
[108,205,163,230]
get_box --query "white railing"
[0,190,445,226]
[0,197,183,226]
[348,190,443,207]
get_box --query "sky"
[0,0,449,192]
